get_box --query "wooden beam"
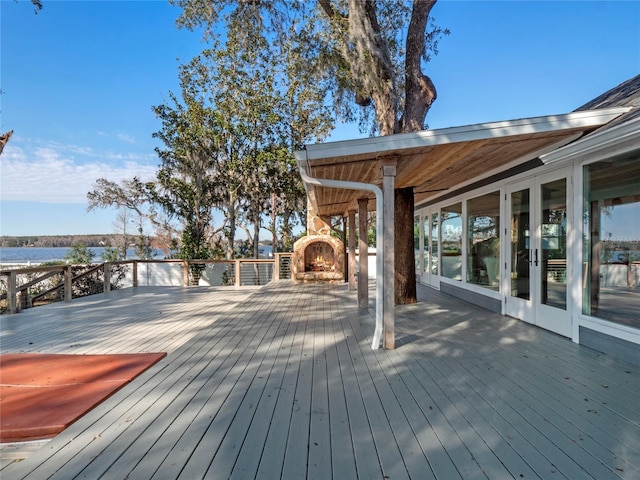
[132,261,138,287]
[104,263,111,293]
[348,209,357,291]
[64,266,72,302]
[358,198,369,308]
[7,271,17,314]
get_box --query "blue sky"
[1,0,639,237]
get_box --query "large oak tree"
[172,0,448,303]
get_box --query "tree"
[152,89,217,267]
[64,242,94,264]
[112,208,132,260]
[29,0,43,12]
[100,246,120,263]
[178,20,329,259]
[134,214,154,260]
[172,0,448,303]
[0,130,13,155]
[88,177,177,235]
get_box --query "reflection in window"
[414,215,420,272]
[441,203,462,280]
[584,155,640,328]
[431,213,439,276]
[541,179,567,310]
[423,216,430,274]
[467,192,500,289]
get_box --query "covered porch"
[294,107,630,350]
[2,282,638,479]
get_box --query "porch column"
[358,198,369,308]
[342,216,348,282]
[348,208,357,291]
[381,158,396,350]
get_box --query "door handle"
[534,248,539,267]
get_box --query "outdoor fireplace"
[292,199,345,283]
[292,235,345,283]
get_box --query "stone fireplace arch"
[292,235,345,283]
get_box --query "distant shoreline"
[0,234,149,249]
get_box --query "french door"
[421,210,439,288]
[505,169,572,337]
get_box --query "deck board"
[1,283,639,480]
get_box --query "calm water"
[0,247,163,265]
[0,246,273,265]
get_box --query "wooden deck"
[1,282,638,479]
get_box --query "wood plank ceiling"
[297,109,629,217]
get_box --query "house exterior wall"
[415,121,640,366]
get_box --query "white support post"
[381,158,396,350]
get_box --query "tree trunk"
[270,192,278,254]
[394,187,417,304]
[225,192,236,260]
[253,213,260,259]
[321,0,438,305]
[402,0,438,132]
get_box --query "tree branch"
[403,0,437,132]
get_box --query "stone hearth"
[292,235,345,284]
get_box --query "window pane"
[541,178,567,309]
[467,192,500,289]
[414,215,420,272]
[584,155,640,328]
[423,216,430,274]
[431,213,439,276]
[441,203,462,280]
[510,189,530,300]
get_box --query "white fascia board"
[540,114,640,165]
[300,107,630,162]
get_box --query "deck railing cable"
[0,254,293,315]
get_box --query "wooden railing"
[0,253,293,315]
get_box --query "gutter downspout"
[297,153,385,350]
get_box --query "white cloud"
[117,133,136,144]
[0,142,158,204]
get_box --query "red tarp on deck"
[0,352,166,443]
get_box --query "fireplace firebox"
[292,235,345,283]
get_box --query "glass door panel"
[535,173,571,338]
[506,171,572,337]
[423,216,430,276]
[431,212,439,277]
[540,178,567,310]
[510,189,531,301]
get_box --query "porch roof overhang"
[295,107,629,217]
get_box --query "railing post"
[64,265,72,302]
[235,260,241,287]
[103,263,111,293]
[183,261,189,287]
[7,271,17,314]
[273,254,280,281]
[132,261,138,287]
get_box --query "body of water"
[0,246,274,266]
[0,247,164,265]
